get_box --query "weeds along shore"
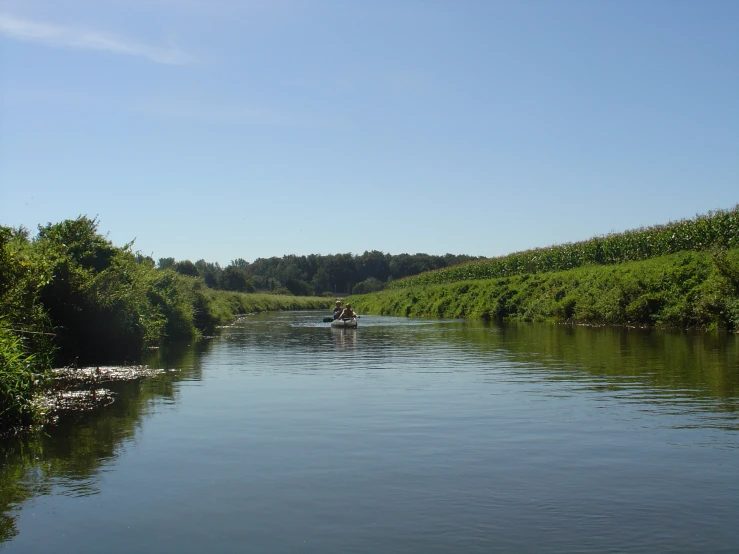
[0,217,332,435]
[348,248,739,330]
[1,290,330,436]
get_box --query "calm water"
[2,312,739,553]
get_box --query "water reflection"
[1,312,738,550]
[475,322,739,408]
[0,341,210,543]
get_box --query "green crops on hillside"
[350,249,739,331]
[390,206,739,289]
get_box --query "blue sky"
[1,0,737,266]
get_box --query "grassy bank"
[201,290,332,327]
[349,249,739,331]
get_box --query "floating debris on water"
[39,366,169,420]
[52,365,166,383]
[34,388,115,417]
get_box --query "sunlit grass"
[391,205,739,289]
[350,249,739,331]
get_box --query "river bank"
[1,294,332,436]
[348,249,739,331]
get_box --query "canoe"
[331,317,358,329]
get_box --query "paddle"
[323,315,360,323]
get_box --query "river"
[2,312,739,552]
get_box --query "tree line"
[153,251,481,296]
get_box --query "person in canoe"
[337,303,357,320]
[332,301,343,320]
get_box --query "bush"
[352,277,385,294]
[285,278,314,296]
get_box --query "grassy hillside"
[390,206,739,289]
[349,249,739,331]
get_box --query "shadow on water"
[0,339,213,543]
[1,312,738,545]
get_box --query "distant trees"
[173,260,199,277]
[152,251,481,295]
[351,277,385,295]
[194,260,220,288]
[158,257,175,270]
[219,265,255,293]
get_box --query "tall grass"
[391,206,739,289]
[196,290,333,329]
[0,320,50,433]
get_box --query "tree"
[352,277,385,294]
[158,257,175,270]
[174,260,199,277]
[285,278,314,296]
[136,254,155,267]
[357,250,390,282]
[219,265,255,292]
[195,259,221,288]
[311,267,330,294]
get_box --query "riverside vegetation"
[349,206,739,331]
[0,217,331,435]
[1,217,475,434]
[3,208,738,434]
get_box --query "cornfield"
[390,205,739,289]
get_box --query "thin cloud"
[0,13,189,65]
[131,100,327,128]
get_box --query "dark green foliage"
[33,217,167,362]
[0,216,333,433]
[391,206,739,289]
[159,251,479,295]
[136,254,155,267]
[195,259,221,288]
[285,278,314,296]
[219,265,255,292]
[177,251,479,295]
[174,260,199,277]
[157,257,175,270]
[352,277,385,294]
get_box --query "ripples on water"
[1,312,738,553]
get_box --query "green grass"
[349,249,739,331]
[196,290,332,329]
